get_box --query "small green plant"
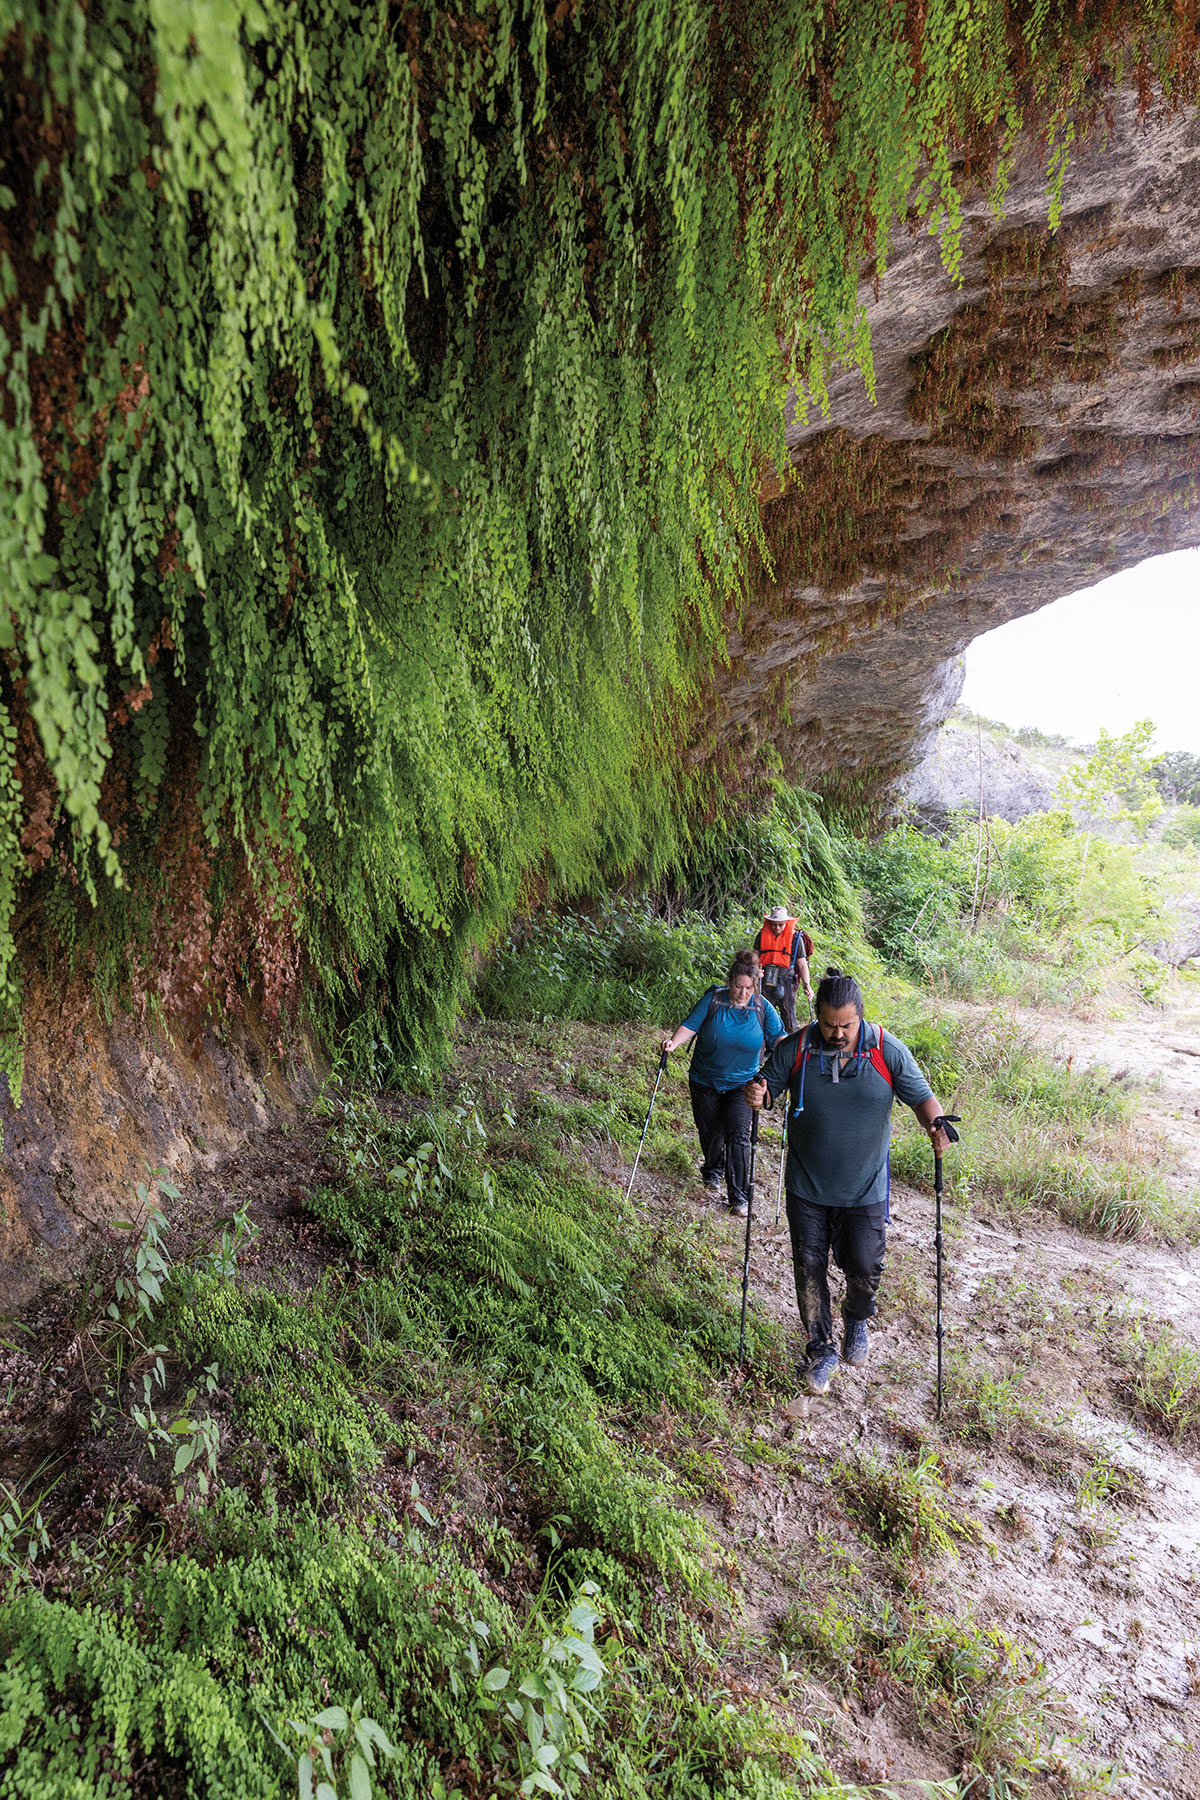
[1076,1447,1145,1510]
[108,1170,181,1324]
[1125,1319,1200,1442]
[887,1610,1069,1796]
[462,1588,606,1798]
[130,1363,221,1505]
[778,1585,871,1687]
[839,1448,976,1565]
[207,1201,259,1280]
[272,1696,397,1800]
[0,1476,55,1572]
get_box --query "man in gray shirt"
[746,968,954,1395]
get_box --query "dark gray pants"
[785,1194,886,1358]
[689,1081,752,1207]
[761,969,797,1033]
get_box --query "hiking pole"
[737,1108,760,1369]
[931,1114,962,1420]
[625,1049,668,1202]
[778,1005,811,1227]
[934,1150,945,1419]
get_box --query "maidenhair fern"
[0,0,1192,1079]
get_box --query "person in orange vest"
[754,905,814,1034]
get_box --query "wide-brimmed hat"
[765,905,790,923]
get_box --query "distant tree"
[1055,719,1163,872]
[1151,750,1200,806]
[1015,723,1070,751]
[1164,806,1200,851]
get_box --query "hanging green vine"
[0,0,1193,1080]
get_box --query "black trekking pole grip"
[737,1109,759,1370]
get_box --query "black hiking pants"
[689,1081,753,1207]
[785,1194,886,1359]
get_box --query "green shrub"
[477,901,748,1026]
[1163,806,1200,850]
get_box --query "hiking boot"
[804,1349,839,1396]
[702,1171,724,1192]
[726,1196,749,1219]
[841,1320,869,1368]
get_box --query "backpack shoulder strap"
[865,1022,894,1090]
[789,1023,814,1083]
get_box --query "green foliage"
[479,784,877,1027]
[837,820,971,964]
[1055,720,1163,853]
[884,1003,1200,1243]
[838,1448,974,1566]
[0,1044,865,1800]
[0,1502,517,1798]
[169,1279,395,1498]
[272,1696,397,1800]
[668,785,863,932]
[2,0,1194,1074]
[1162,805,1200,851]
[1151,749,1200,806]
[478,900,747,1026]
[779,1573,1071,1799]
[841,806,1166,1006]
[108,1169,181,1324]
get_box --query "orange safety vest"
[759,919,796,970]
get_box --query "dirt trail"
[645,999,1200,1797]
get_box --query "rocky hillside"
[901,713,1075,831]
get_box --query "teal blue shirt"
[761,1022,932,1208]
[680,987,785,1092]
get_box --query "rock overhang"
[719,87,1200,807]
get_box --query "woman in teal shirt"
[661,951,785,1218]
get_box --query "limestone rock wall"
[0,976,320,1306]
[902,715,1063,830]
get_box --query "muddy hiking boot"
[841,1320,869,1367]
[804,1348,839,1395]
[702,1170,723,1192]
[726,1196,749,1218]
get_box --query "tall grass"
[886,1005,1200,1242]
[1123,1318,1200,1442]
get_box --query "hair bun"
[825,965,844,978]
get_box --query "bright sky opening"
[959,547,1200,754]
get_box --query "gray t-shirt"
[761,1021,933,1209]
